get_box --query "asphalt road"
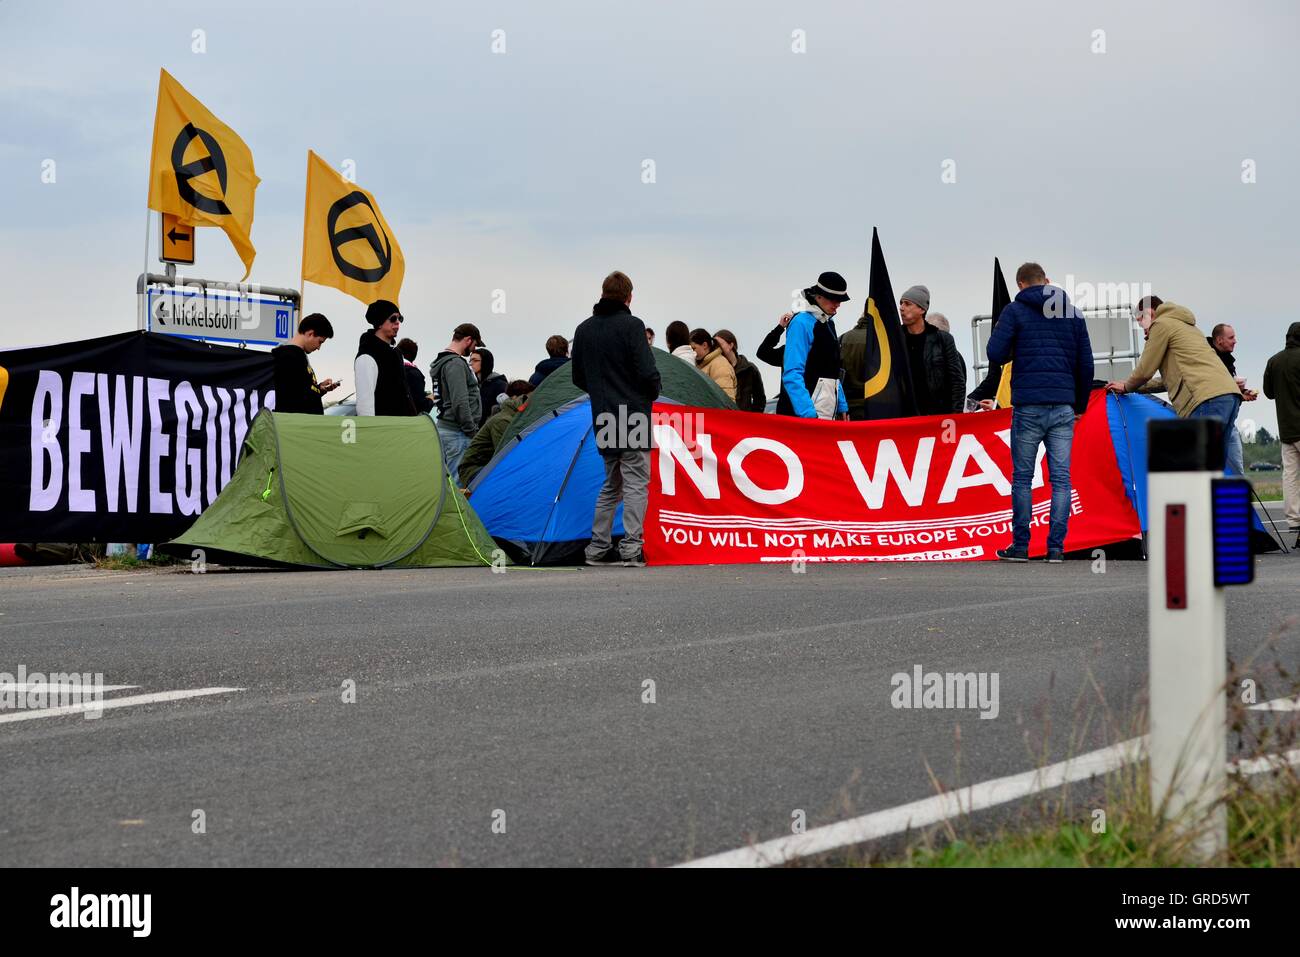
[1,554,1296,867]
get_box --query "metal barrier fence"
[970,302,1142,385]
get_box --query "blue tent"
[1107,392,1277,551]
[468,398,615,564]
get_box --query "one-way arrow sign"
[159,211,196,266]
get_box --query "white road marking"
[678,695,1299,868]
[0,687,244,724]
[1250,695,1299,711]
[678,738,1146,868]
[1228,748,1300,776]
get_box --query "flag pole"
[299,150,311,320]
[141,70,158,332]
[139,209,151,331]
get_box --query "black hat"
[365,299,403,327]
[808,271,850,303]
[452,322,485,347]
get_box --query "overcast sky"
[2,0,1296,433]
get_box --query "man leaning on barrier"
[1106,296,1242,470]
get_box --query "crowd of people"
[270,264,1300,561]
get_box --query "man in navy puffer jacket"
[985,262,1094,563]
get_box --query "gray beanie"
[901,285,931,314]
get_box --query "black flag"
[992,256,1012,326]
[969,257,1012,404]
[860,227,918,419]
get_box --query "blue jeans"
[1188,393,1242,472]
[1010,404,1075,553]
[1226,425,1244,476]
[437,421,471,484]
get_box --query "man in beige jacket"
[1106,296,1242,468]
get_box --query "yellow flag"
[996,361,1014,409]
[147,69,259,279]
[301,150,405,306]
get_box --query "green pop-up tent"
[165,411,501,569]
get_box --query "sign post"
[135,272,300,349]
[1146,418,1253,861]
[159,212,196,265]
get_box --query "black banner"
[0,332,273,543]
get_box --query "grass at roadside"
[93,552,183,571]
[1249,478,1282,502]
[880,779,1299,867]
[816,636,1300,869]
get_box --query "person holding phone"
[272,313,339,415]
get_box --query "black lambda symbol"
[327,192,392,282]
[171,123,230,215]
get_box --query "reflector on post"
[1210,478,1253,586]
[1164,503,1186,609]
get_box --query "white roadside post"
[1146,417,1253,861]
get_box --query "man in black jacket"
[272,313,339,414]
[528,335,571,387]
[1263,323,1300,541]
[354,299,417,417]
[571,270,661,567]
[899,285,966,415]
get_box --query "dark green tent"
[501,348,736,446]
[467,350,736,563]
[165,411,502,569]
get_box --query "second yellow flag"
[301,151,405,307]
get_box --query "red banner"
[646,390,1139,565]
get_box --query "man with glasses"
[355,299,417,417]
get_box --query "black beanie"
[365,299,402,327]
